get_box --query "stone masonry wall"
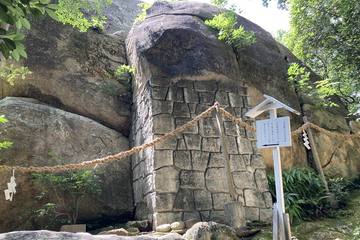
[131,79,272,227]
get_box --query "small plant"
[134,2,152,23]
[0,115,12,150]
[114,64,135,91]
[32,170,101,226]
[0,63,31,86]
[268,168,328,223]
[204,11,256,49]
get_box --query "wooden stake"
[215,104,237,201]
[303,117,330,193]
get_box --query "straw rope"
[0,103,358,173]
[0,104,216,173]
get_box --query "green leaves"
[285,0,360,118]
[204,11,256,49]
[0,115,12,150]
[0,0,111,61]
[134,2,152,23]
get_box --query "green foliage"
[0,63,31,85]
[267,168,354,223]
[32,170,101,225]
[285,0,360,118]
[56,0,111,32]
[0,0,111,61]
[211,0,228,7]
[204,11,256,49]
[135,2,151,23]
[0,115,12,150]
[114,64,135,90]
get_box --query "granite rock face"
[127,1,272,227]
[0,17,131,135]
[0,97,133,232]
[0,231,185,240]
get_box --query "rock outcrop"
[0,17,131,135]
[0,231,185,240]
[0,97,133,232]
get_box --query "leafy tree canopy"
[0,0,112,61]
[284,0,360,118]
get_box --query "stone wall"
[130,79,272,227]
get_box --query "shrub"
[32,170,101,227]
[268,168,328,223]
[204,11,256,49]
[0,115,12,150]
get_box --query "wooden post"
[214,104,237,201]
[303,117,330,193]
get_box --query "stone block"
[226,136,239,154]
[175,118,198,134]
[133,179,144,204]
[173,102,190,117]
[155,167,179,193]
[199,118,219,137]
[228,93,244,107]
[149,78,171,87]
[237,138,253,154]
[174,151,192,170]
[251,154,266,169]
[153,212,182,227]
[188,103,197,113]
[191,151,209,171]
[243,154,251,165]
[205,168,228,192]
[215,91,229,106]
[133,161,144,181]
[144,192,156,213]
[183,212,201,221]
[233,171,256,189]
[199,92,215,104]
[210,210,225,224]
[180,170,205,189]
[244,189,265,207]
[194,190,212,210]
[238,86,247,95]
[177,138,187,150]
[199,211,210,221]
[224,121,238,136]
[229,155,246,171]
[144,174,155,194]
[208,153,224,168]
[152,100,173,115]
[195,104,216,117]
[151,87,168,100]
[184,88,199,103]
[153,114,174,134]
[244,207,260,221]
[154,134,177,150]
[176,80,194,89]
[194,81,217,92]
[255,169,268,192]
[259,208,272,223]
[202,138,221,152]
[155,193,176,212]
[237,192,245,206]
[243,96,249,108]
[218,81,238,92]
[154,150,174,170]
[263,192,273,208]
[174,188,195,211]
[184,134,201,150]
[212,193,231,210]
[167,87,184,102]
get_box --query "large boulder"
[0,16,131,135]
[126,1,300,108]
[0,230,185,240]
[183,222,238,240]
[0,97,133,232]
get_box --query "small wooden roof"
[245,94,300,118]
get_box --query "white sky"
[143,0,289,36]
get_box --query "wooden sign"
[255,116,292,148]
